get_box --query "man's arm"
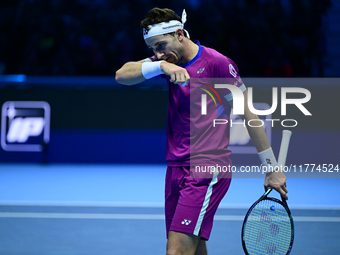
[115,60,190,86]
[230,89,288,199]
[115,60,146,85]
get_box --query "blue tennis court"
[1,164,339,254]
[1,0,340,253]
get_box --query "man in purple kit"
[116,7,288,255]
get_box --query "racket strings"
[243,199,292,255]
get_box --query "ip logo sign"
[1,101,51,152]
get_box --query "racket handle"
[278,130,292,167]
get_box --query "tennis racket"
[241,130,294,255]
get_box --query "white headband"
[143,9,189,40]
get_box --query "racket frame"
[241,188,294,255]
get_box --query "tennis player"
[115,7,288,255]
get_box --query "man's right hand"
[264,170,288,200]
[160,62,190,86]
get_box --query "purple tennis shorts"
[165,166,232,240]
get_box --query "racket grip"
[278,130,292,167]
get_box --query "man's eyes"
[156,43,166,50]
[149,43,166,52]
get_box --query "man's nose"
[156,51,165,60]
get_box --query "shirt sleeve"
[213,57,246,102]
[143,54,159,63]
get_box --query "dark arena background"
[0,1,339,254]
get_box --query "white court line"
[0,201,165,208]
[214,215,340,222]
[1,201,340,210]
[0,212,165,220]
[1,212,340,222]
[290,216,340,222]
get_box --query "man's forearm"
[238,90,288,198]
[244,112,270,153]
[115,62,146,85]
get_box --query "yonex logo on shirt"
[181,219,192,225]
[197,68,205,74]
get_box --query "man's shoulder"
[198,45,241,78]
[201,46,233,65]
[199,46,238,73]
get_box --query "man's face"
[145,32,183,65]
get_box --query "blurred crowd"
[0,0,332,77]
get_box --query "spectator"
[0,0,332,77]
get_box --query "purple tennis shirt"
[153,42,246,168]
